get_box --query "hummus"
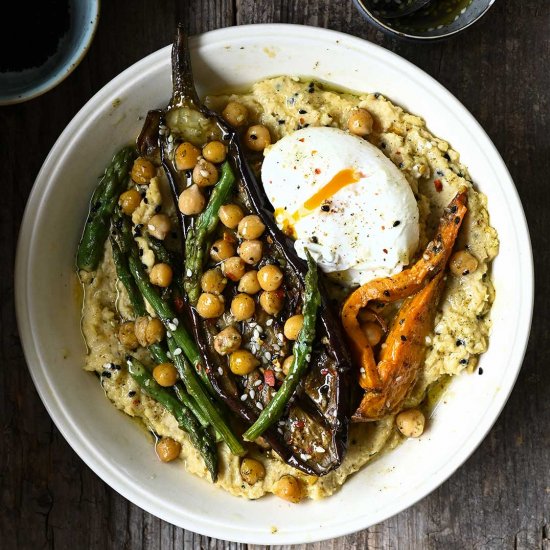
[80,76,498,500]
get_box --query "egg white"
[261,127,419,286]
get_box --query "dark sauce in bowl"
[0,1,70,73]
[391,0,474,33]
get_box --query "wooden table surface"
[2,1,549,548]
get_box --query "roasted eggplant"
[137,25,353,476]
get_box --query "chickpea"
[202,141,227,164]
[450,250,479,277]
[282,355,294,375]
[196,292,225,319]
[257,264,283,291]
[219,204,244,229]
[396,409,425,438]
[240,458,266,485]
[348,108,373,136]
[284,314,304,341]
[245,124,271,152]
[118,321,139,349]
[178,184,206,215]
[231,293,256,321]
[156,437,181,462]
[361,321,384,347]
[238,214,266,240]
[150,263,173,288]
[229,349,259,376]
[145,318,165,345]
[134,316,165,347]
[222,101,248,127]
[273,475,303,503]
[238,270,261,294]
[214,326,242,356]
[238,240,263,265]
[153,363,178,387]
[147,214,171,240]
[201,268,227,295]
[222,256,246,281]
[193,158,219,187]
[119,189,142,215]
[210,238,235,262]
[259,290,284,315]
[131,157,156,184]
[174,142,200,171]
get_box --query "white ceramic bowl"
[15,24,533,544]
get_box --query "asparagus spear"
[127,356,218,481]
[127,251,243,454]
[243,251,321,441]
[111,232,210,429]
[184,161,236,304]
[167,337,245,456]
[77,146,136,271]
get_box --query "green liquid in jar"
[393,0,474,32]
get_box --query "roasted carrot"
[341,190,468,420]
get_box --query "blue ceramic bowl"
[0,1,99,105]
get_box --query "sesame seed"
[218,367,223,375]
[166,331,172,338]
[173,348,182,356]
[249,389,255,399]
[277,428,283,434]
[172,318,179,326]
[256,402,263,410]
[264,352,272,361]
[186,269,192,277]
[266,319,273,326]
[168,323,177,331]
[254,379,262,386]
[240,394,248,401]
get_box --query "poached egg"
[261,127,419,287]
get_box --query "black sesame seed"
[374,92,380,99]
[311,236,319,244]
[462,269,470,276]
[278,119,285,125]
[400,335,407,342]
[455,216,461,224]
[459,359,468,365]
[380,142,386,149]
[155,205,161,213]
[321,204,330,212]
[393,220,401,227]
[138,249,143,257]
[128,390,136,397]
[478,368,484,375]
[456,339,465,346]
[144,197,148,204]
[450,205,458,213]
[250,134,258,141]
[298,109,307,114]
[383,290,390,297]
[443,152,451,160]
[101,371,112,378]
[399,162,405,169]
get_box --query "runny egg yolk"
[275,168,361,238]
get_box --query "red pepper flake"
[320,368,329,376]
[295,420,305,429]
[434,179,443,192]
[173,296,185,313]
[264,369,276,387]
[383,248,388,254]
[133,399,140,406]
[298,138,305,142]
[314,168,321,175]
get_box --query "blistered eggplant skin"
[148,25,353,476]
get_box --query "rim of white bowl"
[15,24,533,544]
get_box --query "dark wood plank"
[1,0,549,548]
